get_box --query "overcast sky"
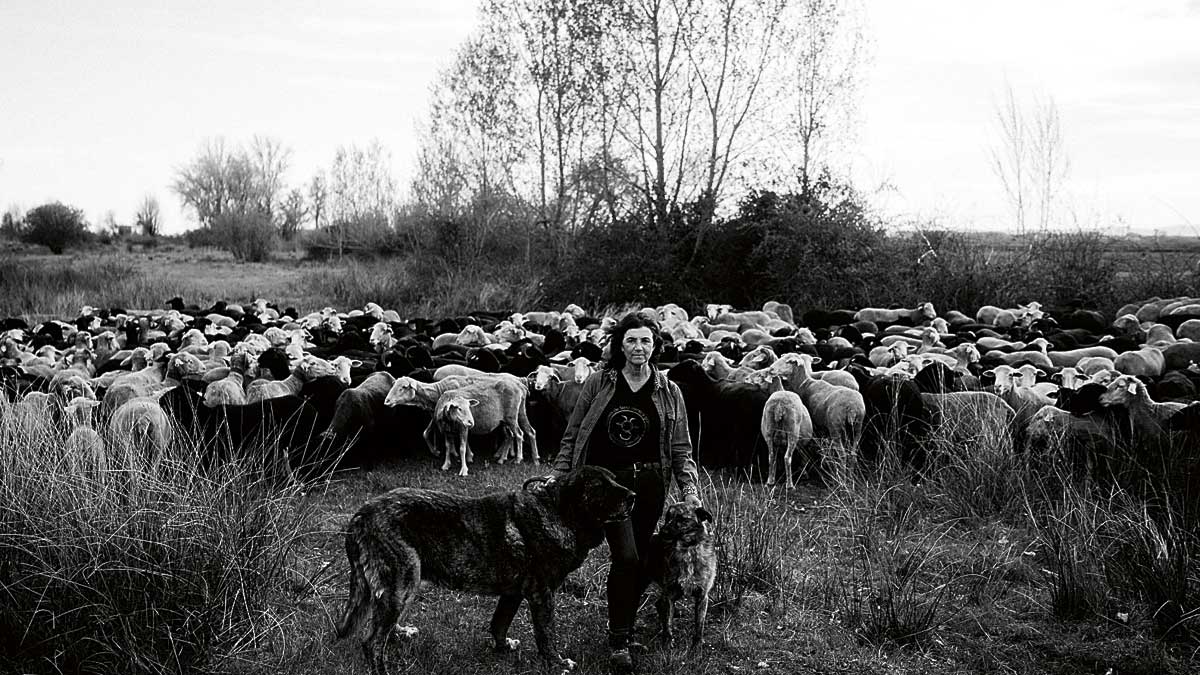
[1,0,1197,235]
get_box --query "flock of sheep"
[2,295,1200,485]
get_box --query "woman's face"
[622,327,655,368]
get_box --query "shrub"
[21,202,88,254]
[210,211,276,262]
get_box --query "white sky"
[1,0,1197,235]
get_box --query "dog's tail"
[335,513,372,641]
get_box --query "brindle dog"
[335,466,635,675]
[644,502,717,650]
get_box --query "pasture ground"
[1,243,1197,675]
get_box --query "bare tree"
[792,0,865,199]
[248,135,291,218]
[328,140,397,224]
[172,137,294,227]
[487,0,610,232]
[608,0,703,232]
[327,140,397,256]
[1030,93,1069,231]
[991,83,1029,233]
[277,188,307,240]
[135,195,161,237]
[309,171,328,230]
[414,25,529,260]
[991,84,1069,233]
[681,0,794,265]
[173,138,233,227]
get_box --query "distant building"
[117,225,133,237]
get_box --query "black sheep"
[858,373,932,471]
[667,360,768,471]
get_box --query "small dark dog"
[335,466,635,675]
[644,501,717,649]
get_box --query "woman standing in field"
[542,311,702,672]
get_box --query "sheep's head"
[984,365,1015,392]
[369,321,394,346]
[457,325,488,346]
[1091,369,1119,387]
[569,356,594,384]
[795,327,817,345]
[533,365,560,391]
[239,334,271,356]
[439,396,476,430]
[1028,405,1068,440]
[331,356,359,385]
[557,314,579,332]
[364,302,385,319]
[492,321,525,344]
[120,347,151,367]
[57,375,95,402]
[563,303,586,319]
[169,352,207,379]
[954,343,980,364]
[262,327,289,348]
[700,351,725,375]
[63,396,100,425]
[1100,375,1144,406]
[918,302,937,321]
[384,377,419,407]
[739,345,777,369]
[1026,337,1050,354]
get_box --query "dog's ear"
[695,506,713,523]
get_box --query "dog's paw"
[557,656,576,673]
[394,624,419,638]
[502,638,520,652]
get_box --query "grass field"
[1,243,1198,675]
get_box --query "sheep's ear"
[468,398,480,406]
[351,359,362,367]
[810,356,823,365]
[1127,381,1137,394]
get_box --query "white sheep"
[203,351,255,407]
[428,394,477,476]
[758,353,865,455]
[63,396,106,473]
[245,359,311,403]
[760,375,813,488]
[109,397,175,470]
[1099,374,1186,439]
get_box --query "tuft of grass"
[706,470,811,618]
[0,404,315,675]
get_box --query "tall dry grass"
[0,400,314,675]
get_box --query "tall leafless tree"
[991,84,1069,233]
[135,195,161,237]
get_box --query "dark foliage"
[21,202,88,254]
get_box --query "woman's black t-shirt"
[586,372,661,468]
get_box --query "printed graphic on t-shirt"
[607,406,649,448]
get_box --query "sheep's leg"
[493,423,515,464]
[422,421,439,457]
[518,403,538,464]
[509,421,525,464]
[440,429,454,472]
[458,432,470,477]
[784,438,798,490]
[765,435,778,487]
